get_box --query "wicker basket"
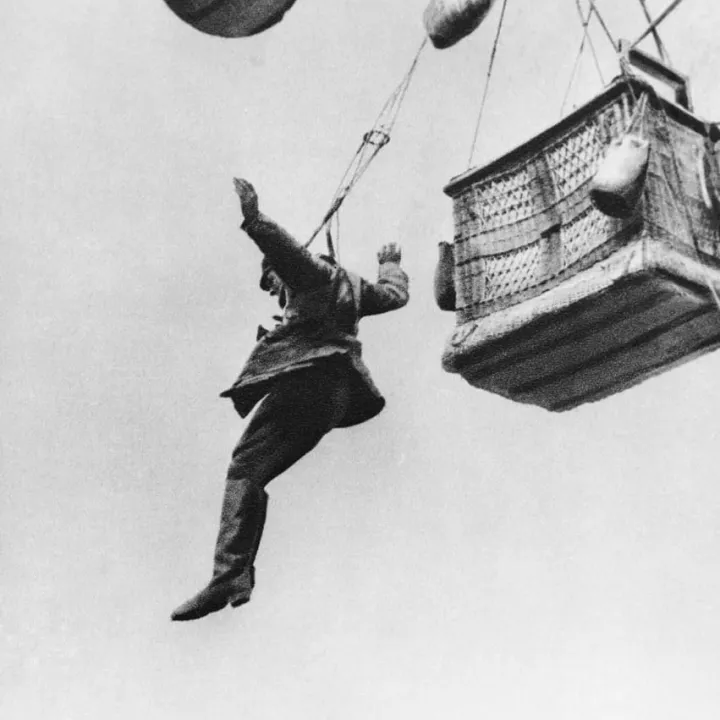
[442,77,720,411]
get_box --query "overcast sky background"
[4,1,720,718]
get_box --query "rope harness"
[305,38,428,259]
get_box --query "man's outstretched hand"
[377,242,402,264]
[233,178,259,225]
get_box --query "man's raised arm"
[234,178,332,291]
[359,242,410,316]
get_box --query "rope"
[631,0,685,50]
[333,211,341,260]
[619,55,640,106]
[305,37,428,253]
[637,0,670,62]
[467,0,510,168]
[585,0,617,51]
[325,210,340,261]
[626,91,649,134]
[560,0,605,118]
[577,0,605,85]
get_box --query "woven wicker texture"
[446,79,720,324]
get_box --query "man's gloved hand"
[377,242,402,264]
[233,178,259,225]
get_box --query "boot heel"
[229,568,254,607]
[230,592,252,608]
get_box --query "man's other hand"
[377,243,402,264]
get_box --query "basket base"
[443,239,720,411]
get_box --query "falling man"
[171,179,410,621]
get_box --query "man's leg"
[171,362,352,621]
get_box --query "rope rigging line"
[467,0,510,169]
[631,0,685,50]
[560,0,606,118]
[618,51,641,107]
[576,0,605,85]
[584,0,617,51]
[326,208,340,260]
[637,0,670,62]
[305,37,429,254]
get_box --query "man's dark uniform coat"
[220,212,409,426]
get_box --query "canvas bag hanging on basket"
[424,0,497,50]
[434,241,456,311]
[590,93,651,219]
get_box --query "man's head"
[259,257,286,307]
[259,253,337,309]
[260,253,337,293]
[259,256,274,291]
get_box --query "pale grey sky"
[4,2,720,719]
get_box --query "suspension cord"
[467,0,510,168]
[333,211,341,261]
[585,0,617,51]
[560,0,606,118]
[577,0,605,85]
[631,0,685,49]
[637,0,670,62]
[305,37,428,253]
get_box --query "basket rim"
[445,77,719,199]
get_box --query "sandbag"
[590,93,651,218]
[424,0,497,50]
[434,242,457,311]
[590,134,650,218]
[164,0,298,38]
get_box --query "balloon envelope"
[163,0,298,38]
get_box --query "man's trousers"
[212,358,354,586]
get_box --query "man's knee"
[225,365,352,484]
[226,457,261,485]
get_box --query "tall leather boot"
[171,480,268,622]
